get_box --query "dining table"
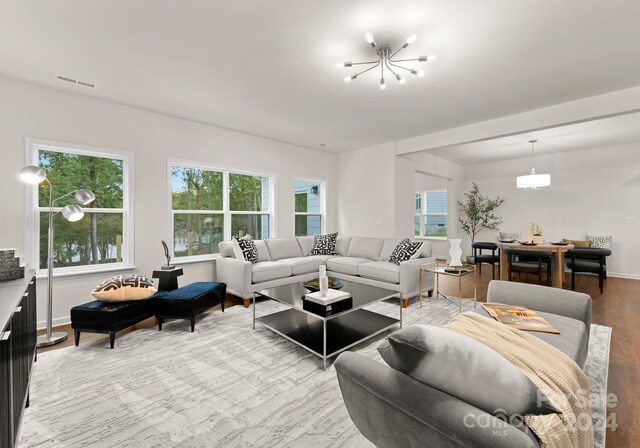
[497,241,575,288]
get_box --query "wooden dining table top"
[497,241,575,251]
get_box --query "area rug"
[19,298,611,448]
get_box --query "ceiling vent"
[55,74,96,88]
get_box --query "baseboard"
[607,272,640,280]
[38,316,70,331]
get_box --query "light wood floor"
[37,270,640,448]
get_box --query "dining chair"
[566,247,611,293]
[504,248,553,286]
[472,242,500,279]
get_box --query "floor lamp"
[20,165,96,347]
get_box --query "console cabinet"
[0,272,37,448]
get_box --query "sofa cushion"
[265,238,303,260]
[310,255,334,262]
[252,261,292,283]
[358,261,400,283]
[277,256,324,275]
[254,240,271,262]
[379,238,403,261]
[378,325,558,418]
[419,240,433,258]
[336,236,352,256]
[297,236,314,256]
[585,234,613,249]
[347,237,385,260]
[472,307,589,367]
[327,257,371,276]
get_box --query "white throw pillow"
[585,234,612,249]
[91,274,157,302]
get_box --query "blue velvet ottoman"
[71,298,155,349]
[152,282,226,332]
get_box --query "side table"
[152,268,183,292]
[419,262,477,310]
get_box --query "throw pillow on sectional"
[389,238,423,265]
[585,234,613,249]
[232,234,259,263]
[310,232,338,255]
[92,274,157,302]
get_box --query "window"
[415,190,448,238]
[294,179,325,236]
[170,160,273,260]
[26,139,132,274]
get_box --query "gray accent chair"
[335,281,592,448]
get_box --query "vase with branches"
[458,183,505,251]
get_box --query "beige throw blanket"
[443,312,593,448]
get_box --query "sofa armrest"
[335,352,538,448]
[487,280,592,334]
[215,257,252,298]
[399,257,436,296]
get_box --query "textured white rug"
[19,298,611,448]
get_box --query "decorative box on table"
[303,289,352,317]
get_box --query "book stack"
[0,249,25,282]
[482,303,560,334]
[303,289,352,317]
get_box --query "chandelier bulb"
[365,33,374,44]
[379,78,386,90]
[429,54,437,61]
[406,34,417,45]
[395,74,405,84]
[417,70,425,78]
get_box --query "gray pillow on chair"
[378,325,558,417]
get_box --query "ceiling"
[424,112,640,165]
[1,0,640,152]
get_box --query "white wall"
[0,76,338,326]
[463,143,640,278]
[415,172,447,191]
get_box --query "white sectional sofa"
[216,236,436,308]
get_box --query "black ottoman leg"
[190,316,196,333]
[74,329,80,347]
[221,299,225,313]
[158,317,164,331]
[109,331,116,349]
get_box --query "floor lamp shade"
[19,165,47,184]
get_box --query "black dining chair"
[472,242,500,279]
[566,247,611,293]
[504,248,553,286]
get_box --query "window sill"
[36,264,136,280]
[173,255,220,265]
[416,236,449,241]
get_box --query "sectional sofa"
[216,236,436,308]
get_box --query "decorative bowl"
[302,277,344,292]
[519,241,537,246]
[551,241,569,246]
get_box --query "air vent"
[55,74,96,88]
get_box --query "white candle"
[319,265,326,277]
[319,275,329,297]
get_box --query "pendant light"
[516,139,551,190]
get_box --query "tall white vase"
[448,239,463,267]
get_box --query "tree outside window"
[170,162,272,259]
[33,146,128,271]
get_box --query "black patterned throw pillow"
[91,274,157,302]
[232,234,259,263]
[389,239,424,265]
[310,233,338,255]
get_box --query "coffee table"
[253,280,401,370]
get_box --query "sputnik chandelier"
[338,33,436,89]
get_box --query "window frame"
[167,158,275,263]
[24,138,135,277]
[415,189,448,240]
[293,177,326,237]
